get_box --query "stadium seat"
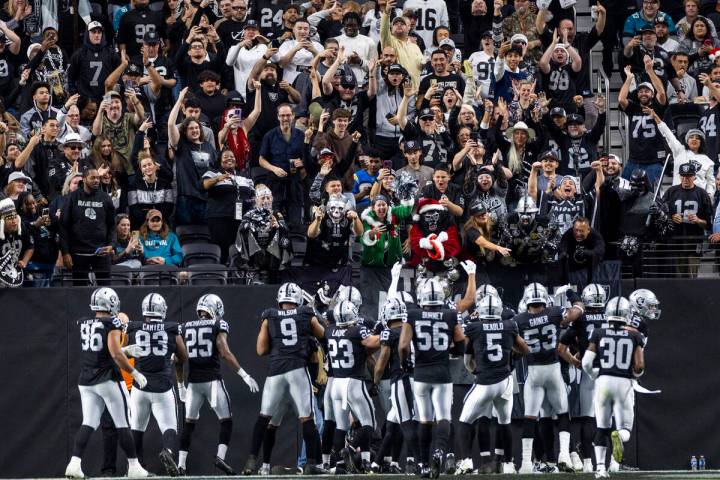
[176,225,212,245]
[109,265,134,286]
[138,264,180,285]
[182,243,222,266]
[188,264,228,286]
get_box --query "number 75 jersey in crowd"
[126,320,179,392]
[182,317,230,383]
[262,306,316,376]
[514,306,565,366]
[405,307,459,383]
[77,316,125,386]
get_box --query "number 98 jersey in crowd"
[182,317,230,382]
[77,315,125,386]
[262,305,316,376]
[126,320,179,391]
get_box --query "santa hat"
[0,198,19,240]
[710,48,720,62]
[413,197,446,221]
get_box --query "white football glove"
[419,236,432,250]
[460,260,476,275]
[554,284,573,296]
[130,369,147,389]
[177,383,187,402]
[238,368,259,393]
[122,344,143,358]
[391,261,403,279]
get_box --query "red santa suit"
[408,197,461,268]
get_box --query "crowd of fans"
[0,0,719,287]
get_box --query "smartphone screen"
[234,108,242,120]
[42,208,49,217]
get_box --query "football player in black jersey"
[325,300,380,473]
[582,297,645,479]
[125,293,188,476]
[457,295,529,475]
[178,294,259,475]
[557,283,609,473]
[65,288,149,479]
[373,296,419,475]
[245,282,327,475]
[514,282,584,474]
[400,278,465,478]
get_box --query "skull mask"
[256,187,273,211]
[327,195,347,223]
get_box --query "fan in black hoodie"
[67,22,121,101]
[59,167,116,286]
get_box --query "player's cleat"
[259,464,271,475]
[478,461,494,474]
[419,465,431,478]
[340,448,358,474]
[611,431,624,464]
[242,454,258,475]
[502,462,516,474]
[360,460,373,474]
[159,449,180,477]
[370,461,381,474]
[271,466,298,475]
[583,458,594,473]
[619,463,639,471]
[454,458,473,475]
[429,450,443,479]
[214,456,236,475]
[386,462,403,474]
[518,461,534,474]
[570,452,583,472]
[65,458,85,479]
[595,469,610,478]
[302,463,329,475]
[405,460,419,475]
[537,462,559,473]
[177,467,186,476]
[444,453,456,474]
[558,452,574,473]
[127,462,150,478]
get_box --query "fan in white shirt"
[334,12,377,85]
[226,20,269,99]
[363,0,402,43]
[273,19,324,84]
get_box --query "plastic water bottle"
[691,456,698,470]
[699,456,706,470]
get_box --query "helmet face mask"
[196,294,224,320]
[142,293,167,321]
[381,297,407,327]
[90,287,121,315]
[334,300,359,327]
[581,283,607,310]
[629,288,661,320]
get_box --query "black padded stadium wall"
[0,278,712,476]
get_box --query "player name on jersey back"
[183,317,229,383]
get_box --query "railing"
[617,106,629,160]
[596,65,611,152]
[616,236,719,279]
